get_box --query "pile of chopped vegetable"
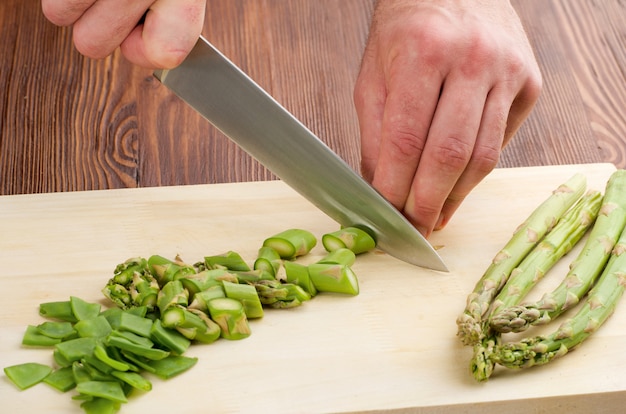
[456,170,626,381]
[4,227,376,413]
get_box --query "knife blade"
[154,36,447,271]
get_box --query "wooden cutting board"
[2,163,625,413]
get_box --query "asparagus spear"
[322,227,376,254]
[470,190,602,382]
[493,224,626,369]
[207,298,251,340]
[491,170,626,333]
[456,173,587,345]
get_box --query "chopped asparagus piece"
[188,284,226,312]
[254,246,282,277]
[179,269,235,297]
[233,269,275,284]
[157,280,189,312]
[4,362,52,390]
[322,227,376,254]
[456,173,588,346]
[161,306,221,344]
[222,280,264,319]
[308,263,360,295]
[317,248,356,266]
[263,228,317,259]
[284,261,317,296]
[207,297,251,340]
[203,251,251,271]
[148,255,196,285]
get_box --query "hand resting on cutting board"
[40,0,542,238]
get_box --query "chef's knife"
[154,36,447,271]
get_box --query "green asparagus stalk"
[207,297,251,340]
[262,228,317,259]
[456,173,587,346]
[491,170,626,333]
[253,279,311,307]
[188,284,226,312]
[160,306,221,344]
[322,226,376,254]
[470,190,602,382]
[493,225,626,369]
[179,269,237,297]
[102,257,160,311]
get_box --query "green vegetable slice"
[4,362,52,390]
[76,380,128,403]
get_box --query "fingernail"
[434,214,446,231]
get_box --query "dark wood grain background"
[1,0,625,195]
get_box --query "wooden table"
[1,0,626,195]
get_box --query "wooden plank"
[2,163,625,413]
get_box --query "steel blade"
[154,36,447,271]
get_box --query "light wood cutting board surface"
[1,163,625,413]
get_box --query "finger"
[41,0,96,26]
[72,0,154,59]
[354,50,386,183]
[435,87,509,231]
[120,0,206,69]
[503,72,543,145]
[404,76,489,236]
[370,62,443,210]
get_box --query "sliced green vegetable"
[55,337,98,363]
[39,300,78,323]
[4,362,52,390]
[104,335,169,360]
[80,397,122,414]
[74,315,113,339]
[111,370,152,392]
[188,284,226,312]
[22,325,62,347]
[43,366,76,392]
[317,248,356,266]
[70,296,101,321]
[203,251,251,271]
[76,381,128,403]
[308,263,360,295]
[222,280,264,319]
[147,355,198,380]
[262,228,317,259]
[117,311,153,338]
[157,280,189,312]
[207,297,251,340]
[284,261,317,296]
[150,319,191,355]
[36,321,76,340]
[148,255,196,285]
[254,246,282,277]
[322,226,376,254]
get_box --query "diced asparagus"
[150,319,191,355]
[254,246,282,277]
[4,362,52,390]
[160,306,221,344]
[308,263,360,295]
[148,255,196,286]
[207,298,251,340]
[222,280,265,319]
[262,228,317,259]
[188,284,226,312]
[284,261,317,296]
[322,227,376,254]
[456,173,588,346]
[156,280,189,312]
[203,251,251,271]
[179,269,236,297]
[317,248,357,266]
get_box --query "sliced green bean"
[146,355,198,379]
[70,296,101,321]
[4,362,52,390]
[39,300,78,323]
[74,315,113,339]
[111,370,152,392]
[80,397,122,414]
[43,366,76,392]
[22,325,62,347]
[36,321,76,340]
[76,380,128,403]
[150,319,191,355]
[55,337,98,363]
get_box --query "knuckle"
[430,136,473,171]
[470,144,500,176]
[387,127,426,161]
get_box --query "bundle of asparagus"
[457,170,626,381]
